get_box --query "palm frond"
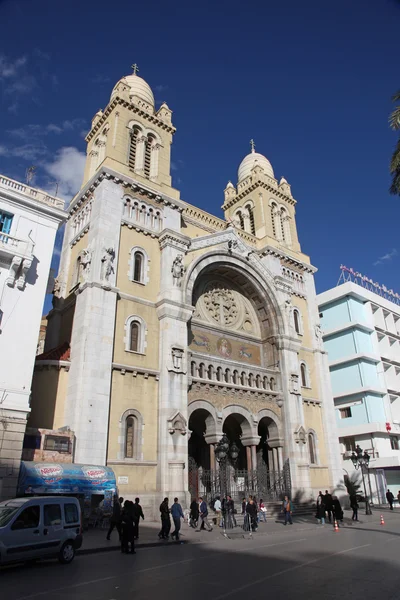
[389,105,400,130]
[392,90,400,103]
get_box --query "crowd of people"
[106,496,145,554]
[316,490,344,525]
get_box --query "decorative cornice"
[118,291,156,307]
[222,178,296,211]
[70,225,90,247]
[159,228,191,251]
[121,219,160,238]
[86,96,176,143]
[261,246,316,273]
[112,362,160,380]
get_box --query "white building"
[317,267,400,504]
[0,174,66,500]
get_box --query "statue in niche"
[315,324,323,343]
[101,247,115,281]
[171,347,184,371]
[171,254,185,284]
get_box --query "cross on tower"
[131,63,139,75]
[250,139,256,153]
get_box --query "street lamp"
[350,445,372,515]
[215,435,239,532]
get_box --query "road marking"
[211,544,371,600]
[16,576,117,600]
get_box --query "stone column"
[278,447,284,472]
[246,446,252,471]
[251,445,257,471]
[210,444,216,472]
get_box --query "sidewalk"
[77,512,349,555]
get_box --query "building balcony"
[0,174,64,210]
[328,352,381,368]
[0,232,34,290]
[322,321,375,338]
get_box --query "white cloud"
[91,75,110,85]
[154,84,168,92]
[43,146,86,201]
[373,248,398,266]
[8,119,86,139]
[0,142,47,161]
[0,55,27,79]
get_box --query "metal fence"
[189,458,291,503]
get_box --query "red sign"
[386,422,392,432]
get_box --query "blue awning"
[18,461,117,496]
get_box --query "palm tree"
[389,90,400,195]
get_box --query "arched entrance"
[186,256,291,501]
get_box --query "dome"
[111,73,155,107]
[237,149,274,182]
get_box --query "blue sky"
[0,0,399,314]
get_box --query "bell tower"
[223,141,300,252]
[81,64,178,199]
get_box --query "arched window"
[129,126,141,171]
[125,315,147,354]
[125,415,136,458]
[241,371,247,386]
[144,135,155,178]
[233,370,239,384]
[130,321,139,352]
[293,309,301,334]
[256,374,262,389]
[199,363,206,378]
[74,256,82,287]
[208,365,214,380]
[270,377,275,391]
[216,367,223,382]
[237,210,245,230]
[263,376,269,390]
[133,251,144,283]
[308,433,316,465]
[300,363,308,387]
[245,204,256,235]
[191,361,197,377]
[270,202,281,239]
[280,207,292,245]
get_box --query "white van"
[0,496,82,565]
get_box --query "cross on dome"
[250,139,256,153]
[131,63,139,75]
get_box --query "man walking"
[158,497,171,540]
[132,497,145,539]
[282,495,293,525]
[226,495,236,527]
[350,494,359,521]
[324,490,333,523]
[386,489,395,510]
[214,496,222,527]
[196,497,213,532]
[171,497,184,540]
[107,496,123,541]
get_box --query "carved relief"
[101,247,115,281]
[168,411,187,435]
[171,254,186,285]
[294,425,307,445]
[188,384,281,418]
[6,256,22,287]
[203,282,239,326]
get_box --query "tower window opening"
[129,127,140,171]
[245,204,255,235]
[144,135,155,178]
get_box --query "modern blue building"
[318,271,400,504]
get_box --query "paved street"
[2,511,400,600]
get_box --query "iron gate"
[188,457,291,502]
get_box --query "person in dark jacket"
[316,492,326,524]
[332,495,344,524]
[324,490,333,523]
[226,495,236,527]
[241,498,247,515]
[386,489,395,510]
[350,494,359,521]
[189,499,199,528]
[282,496,293,525]
[196,497,213,532]
[132,497,145,539]
[246,497,258,532]
[121,500,136,554]
[106,496,123,541]
[158,497,171,539]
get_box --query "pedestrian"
[282,495,293,525]
[226,495,237,527]
[246,497,258,532]
[171,497,184,540]
[214,496,222,527]
[121,500,136,554]
[106,495,123,541]
[241,497,246,515]
[132,497,144,539]
[350,494,359,521]
[332,495,343,524]
[221,495,227,528]
[196,496,213,532]
[158,497,171,539]
[397,490,400,506]
[324,490,333,523]
[386,489,395,510]
[316,492,326,524]
[259,498,267,523]
[189,498,199,528]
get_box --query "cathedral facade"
[32,67,342,515]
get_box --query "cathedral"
[31,66,342,516]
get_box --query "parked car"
[0,496,82,565]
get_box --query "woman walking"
[316,492,326,525]
[121,500,136,554]
[246,497,258,532]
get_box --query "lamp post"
[350,445,372,515]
